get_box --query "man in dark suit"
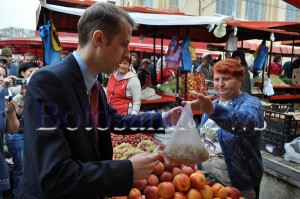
[16,2,182,199]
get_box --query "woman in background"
[107,57,141,115]
[266,54,282,75]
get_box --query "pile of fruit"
[111,133,153,147]
[111,150,243,199]
[113,140,158,160]
[180,72,206,93]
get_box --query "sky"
[0,0,40,30]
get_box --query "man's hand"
[165,106,183,126]
[129,153,159,181]
[1,75,18,88]
[182,90,215,115]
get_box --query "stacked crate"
[262,103,299,157]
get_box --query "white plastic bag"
[163,103,209,165]
[263,78,274,96]
[283,137,300,163]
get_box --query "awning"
[206,40,300,55]
[0,33,220,58]
[283,0,300,9]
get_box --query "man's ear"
[93,30,105,47]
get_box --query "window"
[286,4,299,21]
[141,0,153,7]
[170,0,179,7]
[216,0,239,17]
[245,0,265,20]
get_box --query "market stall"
[33,2,300,198]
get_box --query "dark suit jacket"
[16,54,165,199]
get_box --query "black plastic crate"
[261,129,298,157]
[262,102,294,112]
[264,110,299,135]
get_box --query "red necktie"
[90,81,99,142]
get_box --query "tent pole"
[184,27,189,101]
[176,26,180,95]
[291,37,295,62]
[153,26,157,86]
[267,40,273,78]
[160,34,163,84]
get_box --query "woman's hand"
[182,90,215,115]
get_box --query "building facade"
[116,0,299,21]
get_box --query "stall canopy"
[0,33,219,58]
[37,3,233,43]
[37,2,300,45]
[283,0,300,9]
[207,40,300,55]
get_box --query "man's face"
[24,55,35,63]
[3,55,12,63]
[96,20,132,74]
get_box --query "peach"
[186,188,202,199]
[128,188,141,199]
[143,186,159,199]
[173,192,187,199]
[193,164,199,172]
[225,187,241,199]
[214,186,228,198]
[199,185,213,199]
[159,171,172,182]
[157,182,175,199]
[163,161,174,171]
[173,174,191,192]
[147,174,159,186]
[153,162,164,176]
[195,170,204,175]
[205,179,214,187]
[157,150,165,163]
[190,172,206,190]
[133,179,147,191]
[181,166,194,177]
[171,167,182,179]
[112,196,128,199]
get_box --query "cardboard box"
[292,68,300,86]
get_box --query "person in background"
[137,58,152,89]
[16,3,183,199]
[282,54,300,78]
[0,65,20,199]
[196,53,213,80]
[157,64,178,84]
[232,51,251,94]
[107,57,141,115]
[0,48,19,76]
[0,57,7,67]
[149,55,158,86]
[23,52,36,63]
[4,62,38,196]
[61,51,68,60]
[266,54,282,75]
[130,52,138,73]
[156,55,166,73]
[185,59,264,199]
[225,51,231,59]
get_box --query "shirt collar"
[72,51,96,91]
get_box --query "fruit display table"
[260,151,300,198]
[140,94,178,112]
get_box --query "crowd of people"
[1,2,300,199]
